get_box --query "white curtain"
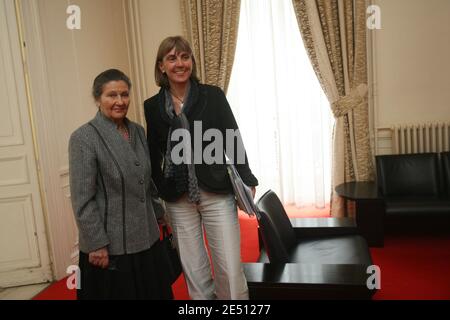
[227,0,334,208]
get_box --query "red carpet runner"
[33,206,450,300]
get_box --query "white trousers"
[165,189,249,300]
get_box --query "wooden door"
[0,0,52,288]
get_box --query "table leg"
[355,199,385,247]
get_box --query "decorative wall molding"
[123,0,147,127]
[375,127,393,155]
[0,194,39,271]
[366,0,379,157]
[0,0,24,147]
[0,155,29,186]
[70,249,79,265]
[0,193,32,202]
[58,166,71,198]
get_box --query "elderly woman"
[144,36,258,300]
[69,69,173,300]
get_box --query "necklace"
[117,124,130,142]
[171,91,185,107]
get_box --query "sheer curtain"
[227,0,334,208]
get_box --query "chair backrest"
[257,210,290,263]
[376,153,440,197]
[256,190,297,263]
[442,152,450,197]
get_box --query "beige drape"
[292,0,374,217]
[180,0,241,93]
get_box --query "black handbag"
[161,226,183,284]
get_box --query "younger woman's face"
[159,47,193,86]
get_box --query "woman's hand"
[88,247,109,269]
[158,215,168,226]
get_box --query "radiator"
[391,122,450,154]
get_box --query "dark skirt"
[77,241,173,300]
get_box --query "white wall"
[138,0,183,97]
[371,0,450,154]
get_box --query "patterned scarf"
[163,82,201,204]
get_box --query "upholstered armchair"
[243,190,377,300]
[376,152,450,227]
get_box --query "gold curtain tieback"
[331,83,368,118]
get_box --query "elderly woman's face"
[97,80,130,124]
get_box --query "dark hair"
[92,69,132,100]
[154,36,200,88]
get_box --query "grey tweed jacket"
[69,111,164,255]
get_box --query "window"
[227,0,334,209]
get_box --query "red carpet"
[33,205,450,300]
[371,235,450,300]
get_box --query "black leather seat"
[376,153,440,197]
[242,190,376,299]
[442,152,450,197]
[376,153,450,216]
[256,190,372,265]
[384,198,450,215]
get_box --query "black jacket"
[144,81,258,202]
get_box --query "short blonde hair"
[154,36,199,88]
